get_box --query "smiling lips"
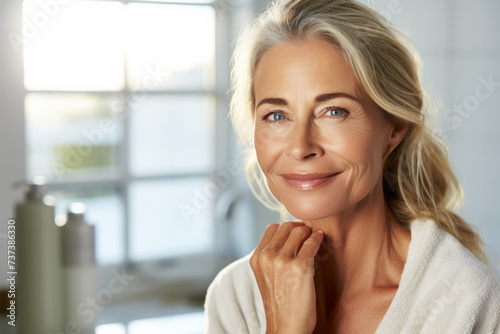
[280,172,340,190]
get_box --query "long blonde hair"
[230,0,488,264]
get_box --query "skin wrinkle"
[252,38,412,332]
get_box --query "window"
[95,311,205,333]
[23,0,229,277]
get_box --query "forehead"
[254,38,362,101]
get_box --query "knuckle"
[274,253,289,269]
[259,249,273,263]
[264,223,279,235]
[281,221,295,226]
[280,221,304,232]
[266,223,279,230]
[303,234,319,245]
[290,259,314,276]
[278,221,291,231]
[291,225,310,237]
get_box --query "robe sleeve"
[203,253,266,334]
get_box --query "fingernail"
[317,230,323,234]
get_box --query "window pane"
[25,94,122,181]
[146,0,212,3]
[23,1,125,91]
[129,178,214,261]
[126,4,215,91]
[96,323,127,334]
[129,95,215,176]
[129,312,205,334]
[50,189,125,265]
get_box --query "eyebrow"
[256,92,361,109]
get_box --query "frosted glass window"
[146,0,212,3]
[129,179,214,261]
[129,312,205,334]
[23,1,215,91]
[96,323,126,334]
[50,190,125,265]
[126,4,215,91]
[24,0,124,91]
[22,0,220,267]
[23,1,125,91]
[129,95,215,176]
[25,94,122,181]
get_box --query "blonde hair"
[230,0,488,264]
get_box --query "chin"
[280,196,345,221]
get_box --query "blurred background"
[0,0,498,333]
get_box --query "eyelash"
[261,106,349,123]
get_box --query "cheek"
[321,120,375,155]
[254,126,288,199]
[254,125,286,171]
[319,122,385,180]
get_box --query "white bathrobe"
[203,219,500,333]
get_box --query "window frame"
[21,0,236,298]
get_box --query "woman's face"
[253,38,405,220]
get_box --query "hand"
[250,221,324,334]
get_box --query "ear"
[385,122,409,157]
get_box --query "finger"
[280,225,312,257]
[266,221,306,251]
[253,223,280,255]
[297,230,324,259]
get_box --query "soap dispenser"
[15,180,65,334]
[61,203,97,334]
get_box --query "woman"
[204,0,500,333]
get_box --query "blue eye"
[265,112,286,122]
[328,108,344,116]
[327,107,346,117]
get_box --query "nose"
[285,119,324,161]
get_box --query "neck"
[303,182,411,298]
